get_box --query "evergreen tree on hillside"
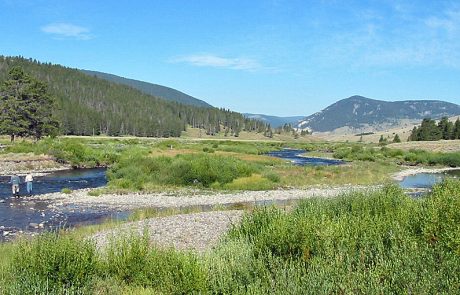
[0,66,59,141]
[393,134,401,143]
[378,135,387,145]
[409,117,457,141]
[437,117,454,140]
[452,118,460,140]
[413,118,441,141]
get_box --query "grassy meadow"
[0,181,459,294]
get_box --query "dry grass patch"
[277,161,398,187]
[148,148,197,157]
[214,151,284,164]
[388,140,460,153]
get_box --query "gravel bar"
[37,185,378,211]
[91,210,244,252]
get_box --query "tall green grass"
[107,149,279,190]
[225,181,460,293]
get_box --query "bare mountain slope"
[297,95,460,133]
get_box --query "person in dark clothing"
[10,174,20,197]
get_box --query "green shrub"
[3,138,121,168]
[87,189,103,197]
[10,234,97,293]
[102,232,206,293]
[61,188,72,194]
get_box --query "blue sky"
[1,0,459,116]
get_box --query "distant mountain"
[81,70,212,108]
[244,113,305,128]
[297,95,460,133]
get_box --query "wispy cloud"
[425,8,460,34]
[308,3,460,70]
[41,23,93,40]
[171,54,261,71]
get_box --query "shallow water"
[0,168,122,239]
[0,168,107,198]
[399,169,460,189]
[267,149,344,166]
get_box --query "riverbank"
[0,153,70,176]
[392,166,460,181]
[91,210,244,253]
[38,185,379,211]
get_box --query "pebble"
[29,223,39,229]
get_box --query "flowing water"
[399,169,460,189]
[268,149,460,191]
[0,168,127,240]
[267,149,344,166]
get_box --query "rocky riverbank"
[91,210,245,252]
[0,153,70,176]
[38,185,378,212]
[392,166,460,181]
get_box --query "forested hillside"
[0,56,269,137]
[81,70,212,108]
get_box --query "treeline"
[0,56,270,137]
[409,117,460,141]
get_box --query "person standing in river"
[25,173,33,195]
[10,174,20,198]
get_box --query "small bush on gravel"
[61,187,72,194]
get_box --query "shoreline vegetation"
[1,136,460,293]
[1,181,459,294]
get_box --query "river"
[0,168,126,240]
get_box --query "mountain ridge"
[297,95,460,133]
[243,113,305,128]
[81,70,212,108]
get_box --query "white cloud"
[41,23,93,40]
[425,8,460,34]
[171,54,261,71]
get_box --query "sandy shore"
[392,167,460,181]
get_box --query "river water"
[0,168,124,240]
[267,149,459,190]
[399,169,460,189]
[267,149,344,166]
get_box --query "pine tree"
[452,118,460,140]
[393,134,401,143]
[0,66,59,141]
[437,117,453,140]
